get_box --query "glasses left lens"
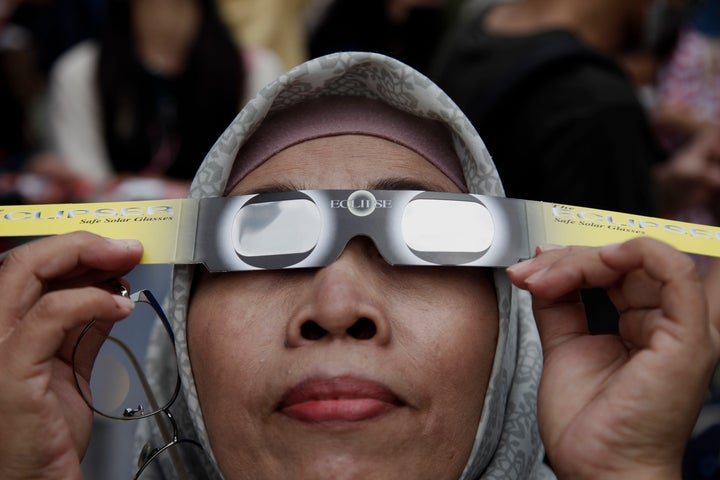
[232,198,321,267]
[73,292,179,420]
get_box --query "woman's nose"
[285,237,392,347]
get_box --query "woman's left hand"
[508,237,720,480]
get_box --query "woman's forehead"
[224,96,467,194]
[230,135,463,195]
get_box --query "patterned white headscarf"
[139,51,555,480]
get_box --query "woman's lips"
[278,376,403,422]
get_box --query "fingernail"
[537,244,564,253]
[107,238,142,250]
[507,257,534,275]
[524,266,550,285]
[599,242,624,256]
[113,294,135,312]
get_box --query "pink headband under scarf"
[225,96,467,193]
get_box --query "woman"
[0,52,716,479]
[44,0,282,200]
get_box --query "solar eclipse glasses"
[3,190,720,269]
[194,190,527,271]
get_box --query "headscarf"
[138,51,555,480]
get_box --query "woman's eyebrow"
[234,182,304,195]
[235,178,446,195]
[367,178,447,192]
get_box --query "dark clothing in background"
[11,0,103,73]
[433,13,661,213]
[0,69,27,169]
[309,0,447,74]
[432,10,664,333]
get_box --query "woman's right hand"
[509,238,719,479]
[0,232,143,480]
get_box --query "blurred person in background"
[0,0,79,207]
[43,0,282,201]
[650,6,720,475]
[619,0,695,112]
[15,0,105,74]
[651,0,720,243]
[619,0,720,274]
[0,0,39,197]
[431,0,664,215]
[308,0,456,74]
[0,0,40,256]
[653,0,720,154]
[430,0,667,335]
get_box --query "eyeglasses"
[72,288,204,479]
[196,190,530,272]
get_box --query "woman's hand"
[0,232,142,480]
[508,237,720,480]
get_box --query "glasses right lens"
[402,198,494,253]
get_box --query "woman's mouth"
[278,375,404,422]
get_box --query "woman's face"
[188,135,499,479]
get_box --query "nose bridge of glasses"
[327,234,390,269]
[327,197,406,266]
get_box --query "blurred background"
[0,0,718,478]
